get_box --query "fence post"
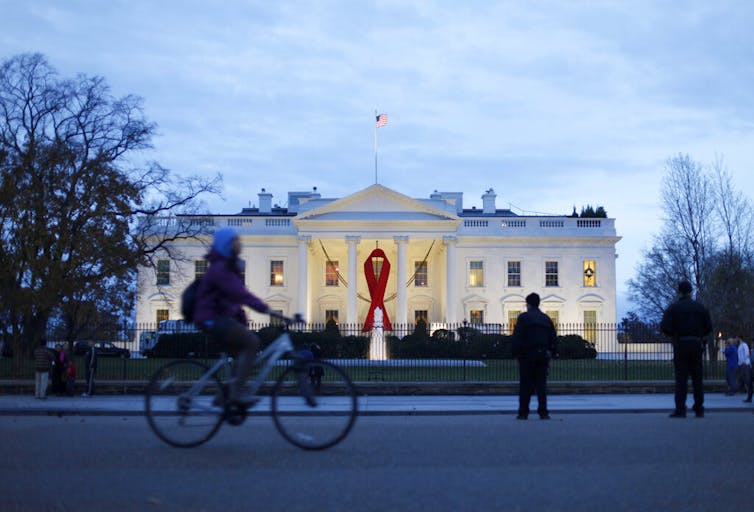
[623,343,628,381]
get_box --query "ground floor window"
[583,310,597,343]
[469,310,484,324]
[156,309,169,323]
[507,310,521,334]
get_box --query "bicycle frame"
[179,330,295,400]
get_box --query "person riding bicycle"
[194,227,269,404]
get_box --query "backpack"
[181,277,202,323]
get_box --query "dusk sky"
[3,1,753,318]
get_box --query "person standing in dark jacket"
[512,293,558,420]
[194,227,269,404]
[660,281,712,418]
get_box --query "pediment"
[294,184,459,223]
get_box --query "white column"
[297,235,310,319]
[394,235,408,326]
[444,236,457,322]
[346,235,360,325]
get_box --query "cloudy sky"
[2,0,753,317]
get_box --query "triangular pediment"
[294,184,459,222]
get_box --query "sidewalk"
[1,392,752,416]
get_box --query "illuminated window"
[508,310,521,334]
[325,261,339,287]
[545,310,559,332]
[545,261,559,287]
[584,310,597,343]
[507,261,521,287]
[270,260,284,286]
[470,310,484,324]
[469,261,484,287]
[583,260,597,287]
[414,310,428,323]
[194,260,207,279]
[414,261,428,287]
[156,309,169,323]
[156,259,170,285]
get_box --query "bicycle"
[144,314,358,450]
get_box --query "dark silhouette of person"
[512,292,558,420]
[660,280,712,418]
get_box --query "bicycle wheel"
[145,360,225,448]
[271,360,358,450]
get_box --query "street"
[1,412,751,511]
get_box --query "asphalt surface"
[2,391,753,416]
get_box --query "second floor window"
[156,259,170,285]
[325,261,339,286]
[469,261,484,287]
[270,260,284,286]
[414,261,428,287]
[507,261,521,287]
[583,260,597,287]
[545,261,559,287]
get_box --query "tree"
[628,153,754,337]
[0,53,220,363]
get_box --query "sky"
[2,0,754,318]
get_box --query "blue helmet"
[212,227,238,258]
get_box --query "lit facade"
[136,184,621,351]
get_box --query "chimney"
[482,188,496,214]
[258,188,272,214]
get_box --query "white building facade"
[136,184,621,351]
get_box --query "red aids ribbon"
[362,248,392,332]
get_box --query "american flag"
[375,113,388,128]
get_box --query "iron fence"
[1,321,741,384]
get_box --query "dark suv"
[73,341,130,358]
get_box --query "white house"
[136,184,621,351]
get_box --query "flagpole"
[374,109,378,184]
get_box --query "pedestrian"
[309,342,324,392]
[723,338,738,395]
[33,340,54,399]
[511,292,558,420]
[65,358,77,397]
[83,340,98,397]
[737,337,752,402]
[745,337,754,403]
[51,344,68,396]
[660,280,712,418]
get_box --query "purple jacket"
[193,249,268,325]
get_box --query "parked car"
[73,341,131,358]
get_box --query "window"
[584,310,597,343]
[194,260,208,279]
[325,309,339,324]
[469,261,484,287]
[583,260,597,287]
[156,309,169,323]
[156,259,170,285]
[325,261,339,287]
[545,261,559,287]
[270,260,284,286]
[469,310,484,324]
[414,310,428,323]
[507,261,521,287]
[508,310,521,334]
[545,310,559,332]
[270,309,284,326]
[414,261,428,287]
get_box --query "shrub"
[557,334,597,359]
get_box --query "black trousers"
[673,340,704,413]
[518,359,548,416]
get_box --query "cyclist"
[194,227,269,404]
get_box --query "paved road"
[1,412,751,511]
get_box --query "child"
[65,359,77,397]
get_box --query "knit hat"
[212,227,238,259]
